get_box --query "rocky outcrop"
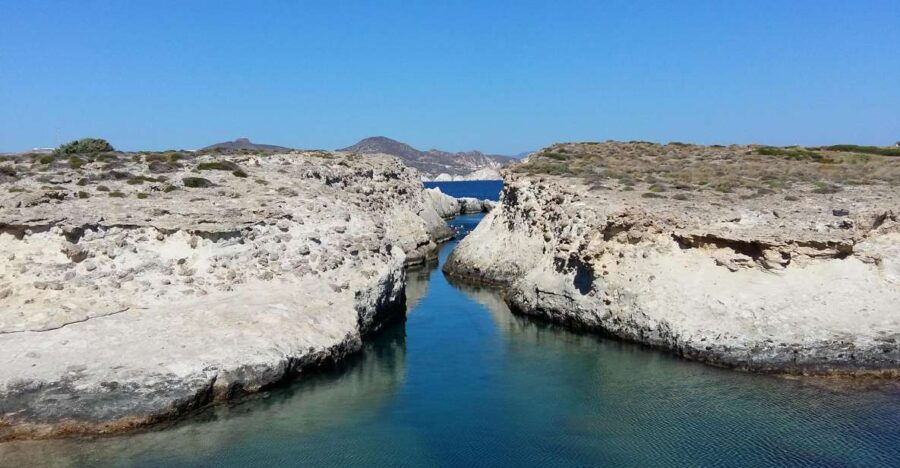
[430,168,502,181]
[0,151,450,439]
[424,187,497,219]
[445,170,900,376]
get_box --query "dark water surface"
[423,180,503,201]
[3,203,900,466]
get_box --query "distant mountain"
[338,136,515,178]
[201,138,291,152]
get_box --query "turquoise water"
[3,213,900,467]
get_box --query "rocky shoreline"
[444,142,900,377]
[0,151,453,440]
[3,140,898,440]
[424,187,497,219]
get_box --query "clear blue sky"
[1,1,898,154]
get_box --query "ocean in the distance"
[424,180,503,201]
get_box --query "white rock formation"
[458,168,501,181]
[424,187,496,218]
[445,172,900,376]
[427,168,502,182]
[0,151,450,439]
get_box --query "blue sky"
[1,1,898,154]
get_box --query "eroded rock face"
[0,151,450,439]
[429,168,501,181]
[444,172,900,376]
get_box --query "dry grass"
[513,141,900,195]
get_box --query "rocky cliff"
[430,168,502,182]
[0,150,450,439]
[445,141,900,376]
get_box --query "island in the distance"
[338,136,516,181]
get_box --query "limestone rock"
[444,170,900,376]
[0,151,451,440]
[424,187,496,219]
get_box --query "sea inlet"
[2,182,899,467]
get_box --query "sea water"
[3,183,899,467]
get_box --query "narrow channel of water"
[3,193,900,467]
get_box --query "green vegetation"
[196,161,238,171]
[196,160,248,177]
[755,146,825,160]
[8,186,26,193]
[126,175,165,185]
[108,191,126,198]
[819,145,900,157]
[183,176,214,188]
[812,182,842,194]
[105,170,135,180]
[54,138,114,155]
[136,193,149,199]
[96,152,120,162]
[163,184,178,193]
[68,157,87,169]
[77,191,90,199]
[148,160,183,173]
[144,152,187,163]
[96,185,110,192]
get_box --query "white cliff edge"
[0,152,450,440]
[445,172,900,376]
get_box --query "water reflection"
[446,275,900,467]
[3,211,900,467]
[405,259,437,312]
[0,320,408,467]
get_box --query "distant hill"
[338,136,515,178]
[201,138,291,152]
[514,150,534,159]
